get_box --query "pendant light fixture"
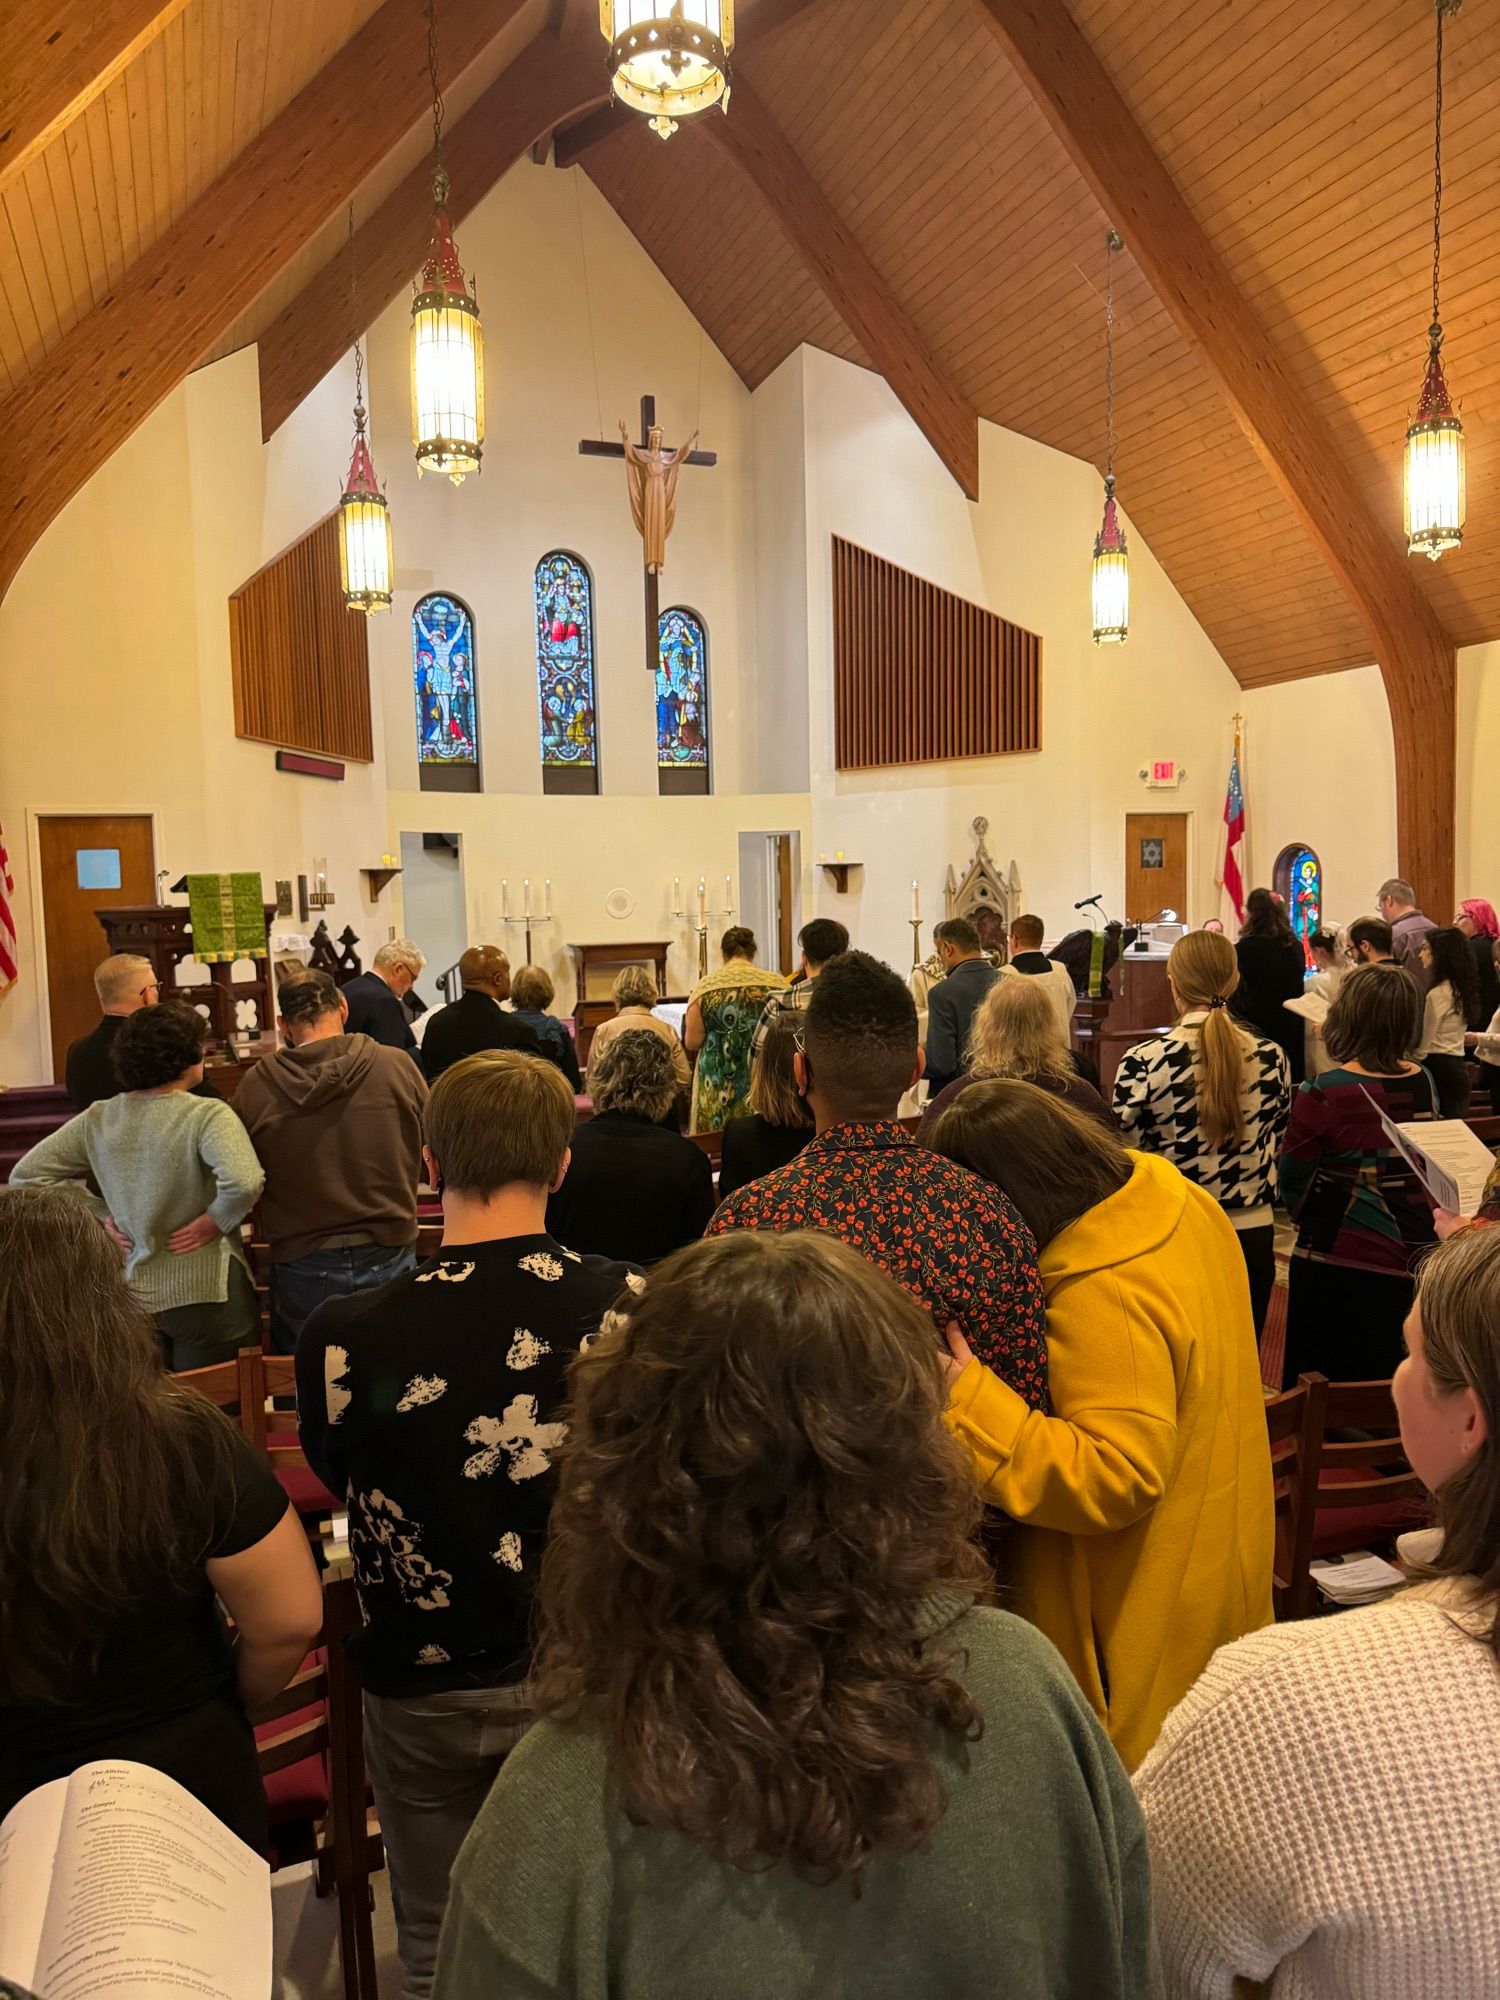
[411,0,484,484]
[599,2,735,141]
[1404,0,1464,561]
[1092,229,1129,647]
[339,203,394,615]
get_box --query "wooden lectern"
[1071,949,1175,1097]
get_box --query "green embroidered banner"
[1088,927,1106,1000]
[187,873,266,964]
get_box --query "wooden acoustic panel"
[230,514,373,764]
[831,537,1040,770]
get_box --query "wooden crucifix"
[579,395,716,671]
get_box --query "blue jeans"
[269,1241,417,1354]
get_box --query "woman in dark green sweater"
[434,1232,1157,2000]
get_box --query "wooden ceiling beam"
[968,0,1457,915]
[0,0,534,608]
[700,77,980,501]
[554,0,827,170]
[0,0,192,198]
[257,32,609,441]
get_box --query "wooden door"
[37,815,156,1079]
[1124,812,1189,927]
[774,836,795,975]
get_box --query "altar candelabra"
[672,873,734,980]
[500,877,554,966]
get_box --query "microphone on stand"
[1074,894,1104,911]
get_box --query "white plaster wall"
[792,348,1244,972]
[1458,641,1500,903]
[1238,666,1398,927]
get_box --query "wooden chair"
[1305,1372,1431,1561]
[250,1573,383,2000]
[237,1347,342,1520]
[1265,1375,1325,1622]
[175,1346,259,1419]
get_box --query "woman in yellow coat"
[930,1080,1273,1770]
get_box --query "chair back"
[1304,1372,1431,1566]
[1265,1375,1325,1622]
[176,1346,260,1414]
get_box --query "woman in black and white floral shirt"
[1113,932,1291,1337]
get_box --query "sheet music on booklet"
[1357,1087,1497,1219]
[0,1760,270,1999]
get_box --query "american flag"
[1217,730,1247,930]
[0,821,16,989]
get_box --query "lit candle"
[502,878,510,919]
[725,874,733,912]
[523,878,532,918]
[697,878,706,927]
[672,875,681,912]
[544,878,553,918]
[911,879,921,921]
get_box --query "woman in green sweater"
[433,1232,1156,2000]
[10,1003,263,1369]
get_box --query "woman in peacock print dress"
[684,928,787,1133]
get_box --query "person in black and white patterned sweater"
[297,1050,637,2000]
[1112,931,1290,1338]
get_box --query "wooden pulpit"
[96,902,278,1044]
[1070,947,1176,1096]
[570,940,671,1062]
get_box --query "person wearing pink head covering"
[1457,898,1500,1110]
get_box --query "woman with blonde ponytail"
[1113,932,1291,1335]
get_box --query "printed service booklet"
[0,1760,270,2000]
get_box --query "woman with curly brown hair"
[434,1232,1154,2000]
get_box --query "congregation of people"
[9,873,1500,1998]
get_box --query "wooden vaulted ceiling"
[0,0,1495,705]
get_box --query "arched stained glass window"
[535,552,599,796]
[1273,843,1322,968]
[657,605,710,796]
[414,592,480,794]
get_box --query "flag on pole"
[1216,723,1247,930]
[0,821,17,990]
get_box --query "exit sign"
[1142,759,1183,789]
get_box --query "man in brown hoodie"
[236,969,429,1352]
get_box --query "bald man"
[419,945,545,1084]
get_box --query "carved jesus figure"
[620,420,699,574]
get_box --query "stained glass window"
[657,605,710,796]
[535,552,599,796]
[414,592,480,794]
[1274,843,1323,968]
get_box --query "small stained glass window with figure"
[1274,843,1323,968]
[657,605,709,796]
[414,592,480,793]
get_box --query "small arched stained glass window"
[414,592,480,794]
[1274,843,1322,968]
[535,552,599,796]
[656,605,709,796]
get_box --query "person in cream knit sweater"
[1136,1221,1500,1999]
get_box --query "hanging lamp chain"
[347,201,365,427]
[1104,229,1122,483]
[427,0,449,203]
[1430,0,1460,349]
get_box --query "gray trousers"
[362,1680,532,2000]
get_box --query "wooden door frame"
[24,806,162,1081]
[1123,807,1197,924]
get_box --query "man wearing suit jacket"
[419,945,543,1084]
[341,939,426,1057]
[923,918,998,1094]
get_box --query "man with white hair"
[64,953,161,1109]
[340,938,425,1057]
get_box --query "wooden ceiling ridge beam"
[701,76,979,501]
[258,29,611,441]
[0,0,536,607]
[0,0,193,198]
[553,0,828,170]
[967,0,1457,914]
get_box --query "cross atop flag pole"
[0,820,18,990]
[1216,717,1247,931]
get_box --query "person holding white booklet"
[0,1761,270,2000]
[0,1189,322,1851]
